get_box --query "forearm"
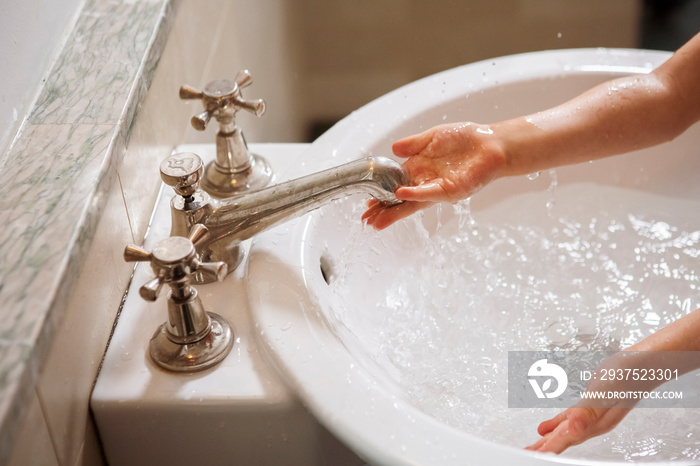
[495,73,692,177]
[494,33,700,178]
[364,34,700,230]
[613,309,700,383]
[629,308,700,353]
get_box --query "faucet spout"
[161,153,409,281]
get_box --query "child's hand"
[526,406,631,454]
[362,122,507,230]
[526,350,681,454]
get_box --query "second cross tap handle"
[179,70,273,198]
[124,224,226,300]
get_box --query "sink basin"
[246,49,700,465]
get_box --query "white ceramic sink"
[92,144,364,466]
[246,49,700,465]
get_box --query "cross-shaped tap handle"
[124,224,227,301]
[123,224,234,372]
[179,70,266,131]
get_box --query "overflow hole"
[320,254,335,285]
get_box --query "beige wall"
[184,0,640,145]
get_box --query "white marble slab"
[0,0,178,461]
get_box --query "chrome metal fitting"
[123,224,234,372]
[180,70,273,197]
[159,151,409,285]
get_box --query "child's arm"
[527,308,700,454]
[364,33,700,230]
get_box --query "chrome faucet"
[123,224,233,371]
[159,152,409,282]
[179,70,273,197]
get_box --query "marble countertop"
[0,0,176,457]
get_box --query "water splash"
[322,183,700,462]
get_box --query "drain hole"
[320,254,335,285]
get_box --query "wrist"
[468,123,510,181]
[490,118,543,178]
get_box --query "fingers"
[525,410,573,453]
[524,433,551,452]
[360,180,451,230]
[525,419,580,454]
[362,200,432,230]
[395,183,449,203]
[536,410,570,436]
[526,407,632,455]
[392,130,433,158]
[525,415,585,454]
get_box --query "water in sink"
[319,174,700,462]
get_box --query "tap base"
[201,153,273,198]
[148,312,234,372]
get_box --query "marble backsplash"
[0,0,176,461]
